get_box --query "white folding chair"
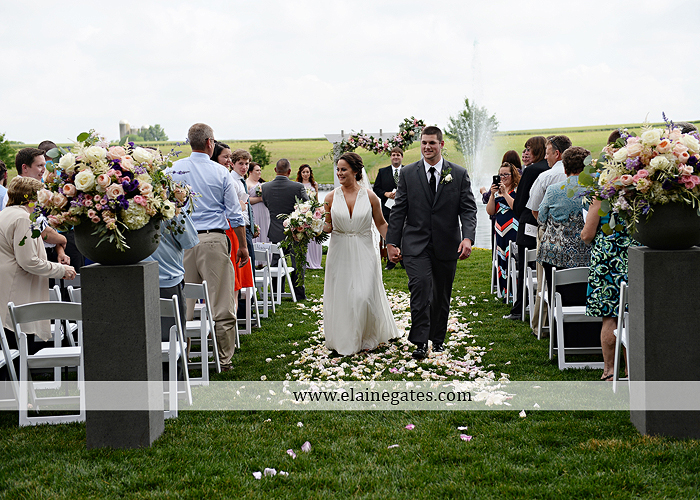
[0,324,20,409]
[521,249,538,321]
[613,281,630,393]
[184,281,221,386]
[254,247,275,317]
[160,296,192,418]
[8,301,84,426]
[490,243,499,295]
[269,243,297,304]
[505,241,517,304]
[549,267,604,370]
[238,260,261,337]
[537,269,550,340]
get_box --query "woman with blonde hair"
[0,176,75,354]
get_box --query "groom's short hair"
[422,126,443,142]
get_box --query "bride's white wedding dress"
[324,187,399,355]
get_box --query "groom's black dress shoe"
[432,342,445,353]
[412,343,428,360]
[385,261,396,270]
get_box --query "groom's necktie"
[428,167,437,201]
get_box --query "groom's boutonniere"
[440,167,453,185]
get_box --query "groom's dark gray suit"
[386,159,477,346]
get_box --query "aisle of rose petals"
[283,291,511,395]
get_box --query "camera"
[492,175,501,187]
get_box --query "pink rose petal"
[388,444,400,449]
[405,424,415,430]
[460,434,472,442]
[301,441,311,452]
[287,449,297,459]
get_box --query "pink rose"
[174,186,188,203]
[62,184,77,197]
[626,136,641,145]
[673,142,688,155]
[97,174,111,188]
[678,151,690,163]
[37,189,53,206]
[626,142,643,157]
[52,193,68,208]
[692,175,700,186]
[105,184,125,200]
[637,169,649,178]
[91,216,101,223]
[656,139,672,154]
[121,157,134,170]
[139,182,153,196]
[48,215,62,226]
[107,146,127,160]
[133,195,147,206]
[87,209,97,219]
[679,165,693,176]
[84,199,93,207]
[669,128,682,141]
[619,175,634,186]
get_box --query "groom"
[386,126,477,360]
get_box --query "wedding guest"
[15,147,70,266]
[373,147,404,269]
[0,176,75,355]
[522,148,532,168]
[504,136,548,322]
[297,164,322,269]
[581,131,634,381]
[501,150,522,174]
[169,123,248,372]
[261,158,308,300]
[230,149,256,279]
[210,143,255,313]
[246,162,270,243]
[486,162,520,295]
[0,160,7,211]
[537,146,591,303]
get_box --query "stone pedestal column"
[628,246,700,439]
[82,261,164,449]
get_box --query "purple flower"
[116,195,129,209]
[122,178,139,194]
[688,156,698,167]
[662,180,675,191]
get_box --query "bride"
[323,152,400,355]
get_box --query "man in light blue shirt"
[169,123,249,372]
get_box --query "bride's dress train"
[324,187,399,355]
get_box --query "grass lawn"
[1,249,699,499]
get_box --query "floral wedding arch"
[329,117,426,162]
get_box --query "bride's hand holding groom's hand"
[387,244,402,263]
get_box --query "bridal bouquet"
[278,196,329,286]
[577,118,700,234]
[34,130,193,251]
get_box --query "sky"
[2,0,699,144]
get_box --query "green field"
[9,120,699,185]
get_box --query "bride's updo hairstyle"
[338,152,363,181]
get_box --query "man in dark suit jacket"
[386,126,477,360]
[504,136,549,321]
[373,147,404,269]
[262,158,309,300]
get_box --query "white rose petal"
[640,128,662,147]
[519,410,527,418]
[58,153,76,172]
[84,145,107,163]
[253,471,262,480]
[264,468,277,477]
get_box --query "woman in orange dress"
[211,142,254,308]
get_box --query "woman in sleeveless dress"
[246,162,270,244]
[323,152,399,355]
[297,164,323,269]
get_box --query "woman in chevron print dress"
[486,162,520,295]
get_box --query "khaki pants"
[531,225,549,336]
[184,232,237,368]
